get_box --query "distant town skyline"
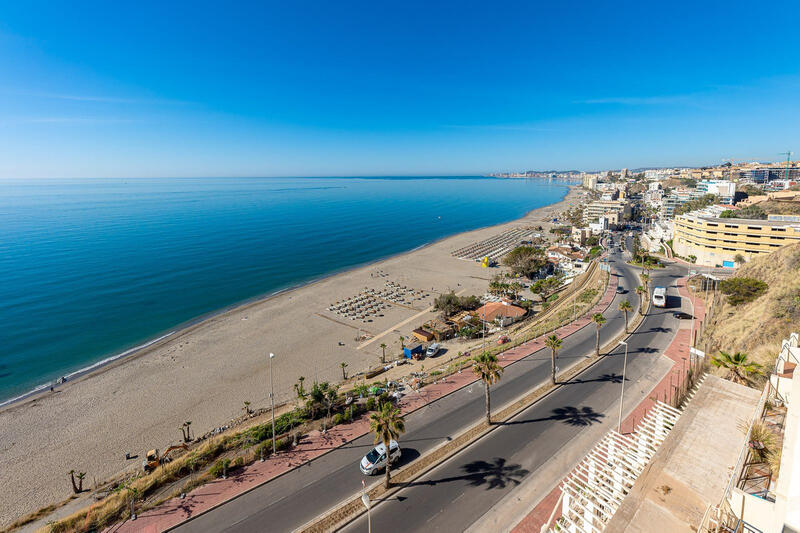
[1,0,799,178]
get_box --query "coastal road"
[176,235,680,533]
[340,257,687,532]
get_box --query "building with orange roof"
[475,301,527,327]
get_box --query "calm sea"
[0,177,570,403]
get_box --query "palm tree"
[472,352,503,425]
[592,313,606,357]
[242,400,252,415]
[68,470,86,493]
[369,402,406,489]
[380,343,387,364]
[711,351,764,385]
[545,334,562,385]
[180,421,192,442]
[640,272,650,294]
[399,336,405,352]
[324,385,339,423]
[635,285,646,315]
[294,376,306,400]
[340,361,348,380]
[618,300,633,333]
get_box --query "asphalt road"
[341,247,687,532]
[177,233,682,533]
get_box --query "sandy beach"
[0,185,583,527]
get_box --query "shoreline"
[0,182,576,413]
[0,184,582,527]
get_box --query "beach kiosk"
[404,344,423,360]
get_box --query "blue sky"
[1,0,799,177]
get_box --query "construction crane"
[780,151,793,181]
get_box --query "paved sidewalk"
[512,276,707,533]
[108,270,620,533]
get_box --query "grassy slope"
[702,242,800,371]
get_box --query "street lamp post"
[269,352,276,454]
[482,312,486,355]
[361,480,371,533]
[617,341,628,433]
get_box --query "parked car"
[673,311,693,319]
[425,343,441,357]
[497,335,510,345]
[359,440,401,475]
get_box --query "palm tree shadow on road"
[500,405,606,428]
[402,457,529,490]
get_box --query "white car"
[425,343,441,357]
[360,440,401,475]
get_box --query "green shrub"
[365,397,376,411]
[332,413,343,426]
[234,456,244,467]
[276,438,290,451]
[209,458,231,478]
[720,277,769,306]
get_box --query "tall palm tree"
[340,361,348,380]
[635,285,646,315]
[472,352,503,425]
[180,421,192,442]
[592,313,606,357]
[711,351,764,385]
[640,272,650,294]
[545,334,562,385]
[618,300,633,333]
[379,343,387,364]
[399,336,405,352]
[369,402,406,489]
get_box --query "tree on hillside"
[619,300,633,333]
[675,194,717,216]
[719,277,769,306]
[734,253,746,266]
[711,351,763,386]
[340,362,348,380]
[503,246,547,278]
[472,352,503,425]
[592,313,606,357]
[545,334,562,385]
[369,402,406,489]
[532,274,564,298]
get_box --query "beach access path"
[0,188,585,527]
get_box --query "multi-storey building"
[582,199,629,225]
[696,179,736,205]
[673,212,800,267]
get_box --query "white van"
[425,343,441,357]
[652,286,667,308]
[360,440,401,475]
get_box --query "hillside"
[701,242,800,372]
